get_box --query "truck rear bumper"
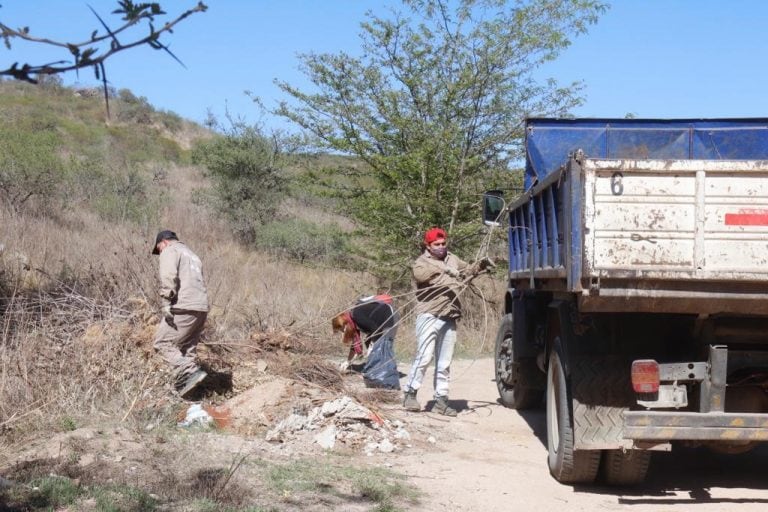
[624,411,768,441]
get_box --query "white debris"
[265,413,309,442]
[337,402,374,422]
[378,438,395,453]
[177,404,213,428]
[340,430,364,444]
[427,436,437,444]
[319,396,374,423]
[321,396,351,416]
[314,425,337,450]
[283,413,310,431]
[364,442,379,456]
[393,426,411,441]
[265,395,410,454]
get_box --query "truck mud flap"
[571,356,635,450]
[624,411,768,441]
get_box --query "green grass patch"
[59,416,77,432]
[59,116,109,150]
[90,483,158,512]
[189,498,270,512]
[262,459,419,511]
[0,80,185,223]
[3,475,81,510]
[1,477,159,512]
[34,475,81,508]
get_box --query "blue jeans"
[405,313,456,398]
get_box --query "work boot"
[403,389,421,412]
[433,396,457,417]
[177,369,208,399]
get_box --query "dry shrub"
[246,327,405,412]
[250,328,315,353]
[280,354,345,392]
[249,329,345,392]
[458,275,505,353]
[355,387,402,404]
[0,284,166,441]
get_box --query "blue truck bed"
[525,118,768,189]
[509,118,768,314]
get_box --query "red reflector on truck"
[631,360,660,393]
[725,209,768,226]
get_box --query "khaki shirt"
[158,241,209,312]
[412,250,468,319]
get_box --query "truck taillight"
[631,360,660,393]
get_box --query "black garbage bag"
[362,335,400,390]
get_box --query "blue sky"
[2,1,767,128]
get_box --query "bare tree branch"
[0,1,207,84]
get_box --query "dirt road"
[384,357,768,512]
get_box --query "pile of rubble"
[265,395,411,454]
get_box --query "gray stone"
[314,425,337,450]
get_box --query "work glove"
[445,266,462,279]
[162,304,176,328]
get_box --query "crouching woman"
[332,294,400,389]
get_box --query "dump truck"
[484,118,768,485]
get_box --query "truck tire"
[601,449,651,486]
[495,313,543,409]
[547,349,601,484]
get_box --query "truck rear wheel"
[495,313,543,409]
[601,449,651,486]
[547,348,601,484]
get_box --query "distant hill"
[0,77,361,268]
[0,77,212,157]
[0,78,214,224]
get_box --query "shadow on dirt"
[423,398,470,414]
[515,407,547,447]
[347,363,407,379]
[603,445,768,503]
[501,400,768,502]
[185,365,233,401]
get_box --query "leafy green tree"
[275,0,606,274]
[191,124,287,245]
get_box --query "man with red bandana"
[402,227,493,416]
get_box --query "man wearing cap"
[151,230,210,398]
[403,227,493,416]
